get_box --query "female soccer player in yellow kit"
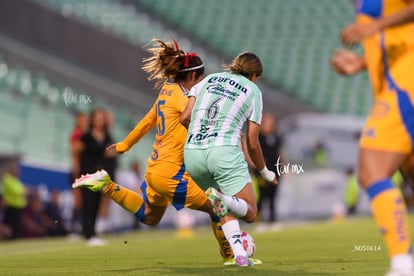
[73,39,246,265]
[332,1,414,275]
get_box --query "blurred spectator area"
[0,0,159,169]
[0,55,154,168]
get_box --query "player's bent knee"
[357,170,384,190]
[144,219,159,226]
[143,215,162,226]
[244,208,257,223]
[243,214,256,223]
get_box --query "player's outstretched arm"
[246,121,277,185]
[341,0,414,46]
[330,49,366,76]
[114,103,157,153]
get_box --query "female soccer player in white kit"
[181,52,277,266]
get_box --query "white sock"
[222,195,248,218]
[391,254,414,271]
[221,219,247,258]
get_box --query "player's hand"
[331,49,365,76]
[260,167,278,185]
[106,143,121,156]
[340,22,380,46]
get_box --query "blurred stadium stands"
[134,0,372,115]
[33,0,372,115]
[28,0,309,115]
[0,56,150,166]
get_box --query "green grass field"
[1,216,411,275]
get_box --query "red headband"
[184,52,197,68]
[172,39,197,68]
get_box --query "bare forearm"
[240,132,255,167]
[247,142,266,171]
[243,149,255,168]
[378,2,414,29]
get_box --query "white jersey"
[185,72,263,149]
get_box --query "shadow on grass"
[167,266,336,275]
[102,265,336,275]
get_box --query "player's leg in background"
[358,149,413,271]
[181,177,235,263]
[196,202,261,265]
[205,183,257,266]
[193,200,235,262]
[189,194,254,265]
[195,196,252,265]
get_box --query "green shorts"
[184,146,251,196]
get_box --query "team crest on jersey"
[151,149,158,161]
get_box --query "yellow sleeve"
[116,101,157,153]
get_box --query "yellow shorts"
[139,164,208,210]
[360,88,414,154]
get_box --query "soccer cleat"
[72,169,110,192]
[223,257,262,266]
[235,255,254,267]
[205,187,227,217]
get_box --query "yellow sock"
[103,181,144,215]
[210,215,234,260]
[367,179,412,257]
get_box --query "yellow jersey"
[116,82,189,178]
[356,0,414,97]
[357,0,414,153]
